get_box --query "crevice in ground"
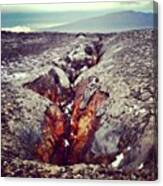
[22,36,108,165]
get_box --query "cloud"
[1,1,154,13]
[2,26,33,32]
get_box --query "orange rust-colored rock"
[36,104,65,163]
[25,73,108,165]
[68,86,107,164]
[23,70,65,105]
[25,81,62,104]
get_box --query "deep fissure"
[23,36,108,165]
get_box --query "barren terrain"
[1,29,157,180]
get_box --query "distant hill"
[46,11,157,33]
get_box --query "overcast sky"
[1,0,154,13]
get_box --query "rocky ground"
[1,29,158,180]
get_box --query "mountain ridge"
[45,11,156,33]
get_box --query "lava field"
[1,29,158,180]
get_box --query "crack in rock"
[22,37,107,165]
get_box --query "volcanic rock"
[1,29,157,180]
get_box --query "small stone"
[141,91,151,101]
[72,164,87,174]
